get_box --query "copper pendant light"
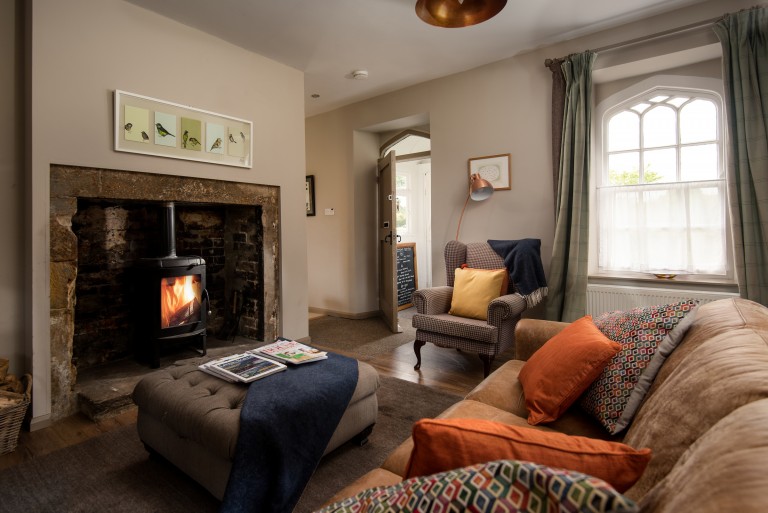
[415,0,507,28]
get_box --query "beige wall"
[306,51,554,317]
[305,0,761,318]
[0,0,25,378]
[26,0,307,424]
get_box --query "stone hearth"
[50,165,280,420]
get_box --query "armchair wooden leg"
[479,354,493,378]
[414,340,426,371]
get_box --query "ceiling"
[126,0,710,117]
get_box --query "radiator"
[586,284,740,316]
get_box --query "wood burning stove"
[134,202,210,367]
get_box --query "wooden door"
[377,152,400,333]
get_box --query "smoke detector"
[350,69,369,80]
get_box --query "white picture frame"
[114,90,253,168]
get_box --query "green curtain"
[714,7,768,306]
[544,51,596,322]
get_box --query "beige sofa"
[325,298,768,511]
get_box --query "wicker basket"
[0,374,31,455]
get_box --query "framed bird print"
[181,117,202,152]
[123,105,150,144]
[154,112,177,147]
[206,123,225,154]
[114,90,253,168]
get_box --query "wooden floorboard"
[367,342,514,397]
[0,409,138,471]
[0,319,515,471]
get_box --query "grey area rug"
[0,376,460,513]
[309,309,416,358]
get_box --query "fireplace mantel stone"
[49,165,280,420]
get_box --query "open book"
[199,352,287,383]
[254,337,328,365]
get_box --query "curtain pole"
[544,15,722,66]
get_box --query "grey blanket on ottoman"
[221,352,359,513]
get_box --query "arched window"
[596,85,728,277]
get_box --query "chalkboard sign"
[397,243,418,310]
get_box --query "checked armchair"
[411,240,528,377]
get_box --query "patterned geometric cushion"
[316,459,638,513]
[580,300,698,434]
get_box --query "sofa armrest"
[413,286,453,315]
[320,468,403,508]
[514,318,569,361]
[487,293,527,326]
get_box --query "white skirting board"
[586,284,740,316]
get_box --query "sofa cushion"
[519,316,621,425]
[465,360,621,441]
[448,267,508,320]
[580,301,698,434]
[464,359,530,417]
[638,399,768,513]
[405,418,651,493]
[379,398,554,478]
[622,298,768,500]
[317,459,638,513]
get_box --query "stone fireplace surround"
[50,165,281,420]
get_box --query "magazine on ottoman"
[199,352,286,383]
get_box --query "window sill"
[588,272,738,293]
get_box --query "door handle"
[396,235,402,243]
[384,232,392,245]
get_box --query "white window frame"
[590,75,733,282]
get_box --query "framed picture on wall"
[114,90,253,168]
[468,153,511,190]
[306,175,316,216]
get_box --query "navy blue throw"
[220,352,359,513]
[488,239,548,308]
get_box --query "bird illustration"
[209,137,222,151]
[228,133,237,144]
[240,131,245,140]
[188,137,201,147]
[124,122,133,133]
[155,123,175,138]
[182,130,189,149]
[141,131,149,141]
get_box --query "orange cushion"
[519,315,621,425]
[405,418,651,493]
[448,267,509,320]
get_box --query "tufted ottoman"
[132,357,380,500]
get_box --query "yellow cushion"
[448,267,508,320]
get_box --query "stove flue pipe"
[160,201,177,258]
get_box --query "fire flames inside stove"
[160,274,203,329]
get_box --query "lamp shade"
[469,173,494,201]
[415,0,507,28]
[456,174,494,240]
